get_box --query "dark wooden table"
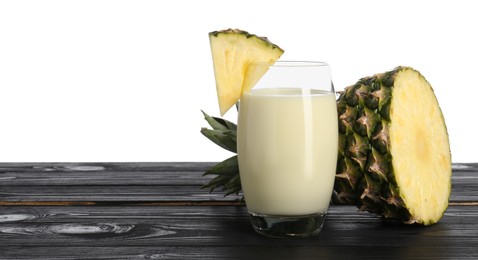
[1,163,477,259]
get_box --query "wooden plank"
[1,165,476,203]
[451,166,478,202]
[0,205,477,259]
[0,170,214,186]
[2,245,476,259]
[1,163,476,186]
[0,162,215,185]
[1,182,475,204]
[0,162,217,172]
[0,185,240,202]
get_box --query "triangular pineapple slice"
[209,29,284,116]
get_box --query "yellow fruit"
[209,29,284,116]
[334,67,452,225]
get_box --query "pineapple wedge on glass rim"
[209,29,284,116]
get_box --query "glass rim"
[251,60,329,67]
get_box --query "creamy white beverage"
[237,87,338,216]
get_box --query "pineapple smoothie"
[237,87,338,216]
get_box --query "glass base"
[248,211,327,238]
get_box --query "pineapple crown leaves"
[202,155,241,196]
[200,111,242,196]
[201,110,237,131]
[200,110,237,153]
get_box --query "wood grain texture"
[1,163,477,203]
[0,162,216,185]
[0,162,477,259]
[0,185,236,203]
[1,206,477,259]
[2,246,477,260]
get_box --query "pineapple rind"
[209,29,284,53]
[335,66,451,225]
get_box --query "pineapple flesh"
[209,29,284,116]
[334,66,452,225]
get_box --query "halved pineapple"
[334,67,452,225]
[209,29,284,116]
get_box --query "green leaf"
[200,128,237,153]
[202,155,241,196]
[203,154,238,176]
[200,111,241,196]
[223,172,242,196]
[201,110,237,131]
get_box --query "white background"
[0,0,476,162]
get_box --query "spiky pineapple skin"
[334,66,451,225]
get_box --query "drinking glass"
[237,61,338,237]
